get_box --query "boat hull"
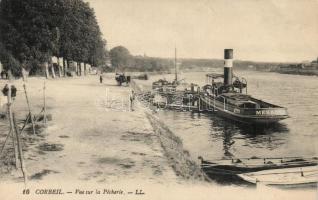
[238,166,318,188]
[216,108,288,124]
[200,96,288,124]
[200,157,318,185]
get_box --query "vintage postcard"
[0,0,317,199]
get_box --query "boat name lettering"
[256,110,285,115]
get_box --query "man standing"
[100,75,103,84]
[130,90,135,111]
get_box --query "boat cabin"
[205,73,247,95]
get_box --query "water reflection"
[206,113,290,158]
[158,109,292,159]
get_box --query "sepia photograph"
[0,0,317,199]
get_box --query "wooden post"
[20,113,30,135]
[0,130,11,155]
[13,113,27,184]
[23,84,36,135]
[43,81,47,124]
[7,82,19,169]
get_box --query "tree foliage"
[109,46,173,72]
[0,0,107,76]
[109,46,132,69]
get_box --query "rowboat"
[238,166,318,188]
[199,156,318,184]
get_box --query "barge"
[200,49,289,124]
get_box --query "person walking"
[99,75,103,84]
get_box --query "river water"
[137,70,318,162]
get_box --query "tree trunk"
[51,65,56,79]
[50,58,56,79]
[21,67,26,81]
[45,62,49,79]
[61,61,64,77]
[57,57,62,77]
[80,63,83,76]
[78,63,81,76]
[75,62,78,75]
[84,63,87,76]
[66,60,70,76]
[63,58,66,77]
[81,63,84,76]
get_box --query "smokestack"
[224,49,233,86]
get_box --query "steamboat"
[199,49,289,124]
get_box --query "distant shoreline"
[123,68,318,77]
[270,69,318,76]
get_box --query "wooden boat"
[238,166,318,188]
[199,156,318,184]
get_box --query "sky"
[86,0,318,62]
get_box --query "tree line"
[108,46,286,73]
[108,46,173,73]
[0,0,107,77]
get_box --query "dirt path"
[0,75,178,184]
